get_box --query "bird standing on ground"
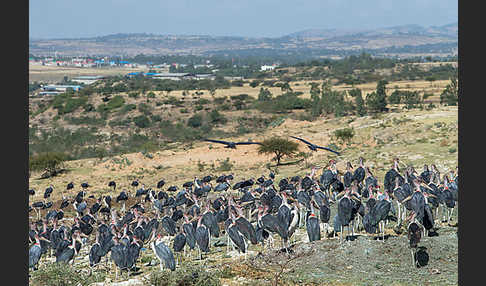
[306,200,321,243]
[150,232,176,271]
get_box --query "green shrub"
[231,79,245,87]
[402,91,422,109]
[109,117,132,127]
[52,94,88,115]
[159,120,203,142]
[31,262,105,286]
[29,152,67,176]
[121,103,137,113]
[333,128,355,143]
[128,91,139,98]
[209,109,227,125]
[257,92,311,113]
[138,102,153,115]
[257,87,272,101]
[249,79,261,88]
[187,113,203,128]
[65,116,106,126]
[232,100,246,110]
[147,91,156,98]
[426,103,436,110]
[163,96,184,107]
[388,90,402,104]
[151,114,162,122]
[133,115,151,128]
[196,98,210,105]
[230,94,249,101]
[106,95,125,110]
[213,96,227,105]
[97,95,125,113]
[149,265,221,286]
[218,157,234,171]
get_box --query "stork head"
[346,162,353,170]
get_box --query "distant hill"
[29,23,457,58]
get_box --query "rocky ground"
[29,199,458,286]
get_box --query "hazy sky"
[29,0,457,39]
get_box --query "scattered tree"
[29,152,67,178]
[366,80,388,112]
[258,137,299,165]
[440,76,458,106]
[258,87,272,101]
[350,88,366,116]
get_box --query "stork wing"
[315,145,341,155]
[204,138,231,145]
[234,141,262,145]
[290,136,313,146]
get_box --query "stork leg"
[340,225,343,243]
[244,239,248,260]
[411,249,415,267]
[397,202,401,225]
[382,221,385,242]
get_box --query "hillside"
[29,103,458,203]
[28,104,458,285]
[29,23,457,58]
[28,63,458,285]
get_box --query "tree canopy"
[258,137,299,165]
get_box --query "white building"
[261,65,277,71]
[72,76,105,85]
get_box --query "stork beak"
[39,236,51,243]
[420,182,434,191]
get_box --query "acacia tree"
[258,137,299,165]
[29,152,67,178]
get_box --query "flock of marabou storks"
[29,136,459,280]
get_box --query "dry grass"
[29,64,147,83]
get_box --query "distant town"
[29,55,282,96]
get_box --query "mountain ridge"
[29,22,457,57]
